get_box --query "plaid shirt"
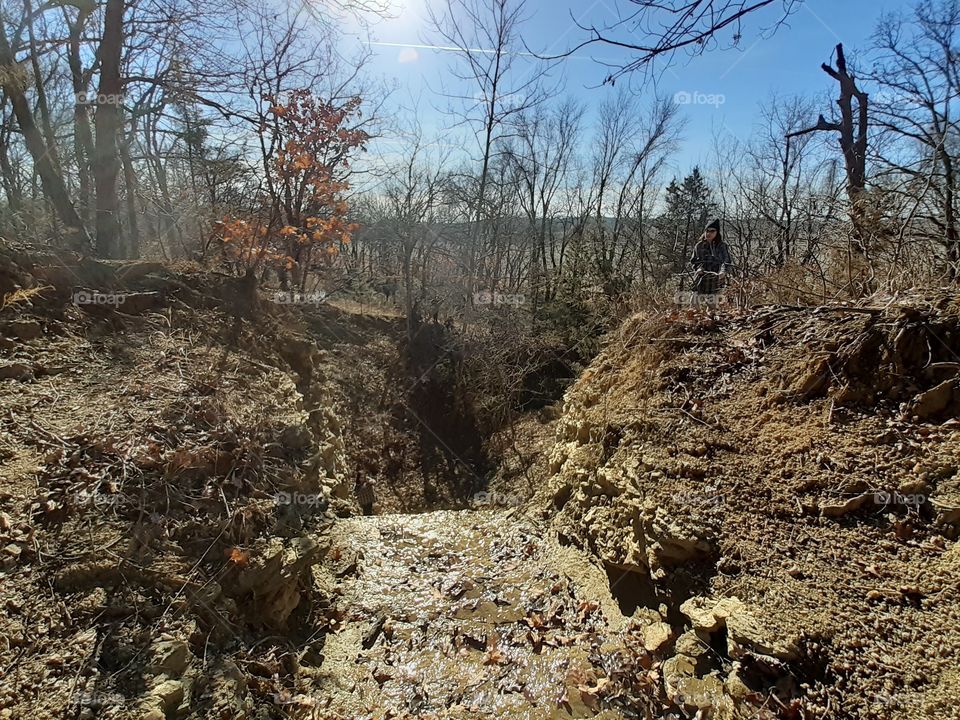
[690,239,731,274]
[355,478,375,507]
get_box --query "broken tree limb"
[786,43,870,251]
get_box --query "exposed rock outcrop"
[541,294,960,718]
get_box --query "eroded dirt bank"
[2,243,959,720]
[0,247,357,718]
[540,295,960,719]
[0,245,609,720]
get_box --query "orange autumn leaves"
[268,90,366,258]
[216,90,367,271]
[216,217,282,267]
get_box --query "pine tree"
[662,166,716,277]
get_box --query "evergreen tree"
[662,166,716,277]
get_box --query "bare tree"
[583,92,684,295]
[382,128,450,342]
[427,0,551,298]
[788,43,870,249]
[92,0,124,257]
[546,0,802,84]
[869,0,960,279]
[742,93,822,266]
[503,97,583,309]
[0,0,89,246]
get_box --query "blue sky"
[335,0,904,175]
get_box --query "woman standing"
[690,219,732,297]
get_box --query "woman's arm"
[690,240,705,270]
[719,242,732,273]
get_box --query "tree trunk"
[787,44,869,250]
[0,29,88,248]
[403,239,416,345]
[120,136,140,258]
[93,0,125,258]
[0,119,22,213]
[942,149,958,281]
[147,112,178,249]
[67,7,95,226]
[24,0,64,177]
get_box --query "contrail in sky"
[368,41,551,59]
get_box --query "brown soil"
[541,295,960,719]
[0,243,565,720]
[0,246,358,719]
[2,241,958,720]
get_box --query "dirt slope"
[0,245,366,718]
[0,244,579,720]
[3,241,958,720]
[540,294,960,719]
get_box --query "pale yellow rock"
[726,610,800,661]
[724,662,754,702]
[680,596,744,632]
[149,638,191,678]
[642,621,673,653]
[673,675,728,710]
[674,629,714,676]
[149,679,184,713]
[662,653,697,686]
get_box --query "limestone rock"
[909,378,957,419]
[724,662,755,701]
[934,501,960,530]
[148,679,184,715]
[149,639,191,678]
[662,653,697,684]
[726,610,800,661]
[675,629,713,675]
[673,676,735,716]
[228,536,322,627]
[820,492,873,518]
[641,621,672,653]
[643,508,710,574]
[680,596,744,633]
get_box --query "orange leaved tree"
[263,89,369,291]
[213,216,283,275]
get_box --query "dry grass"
[1,284,53,311]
